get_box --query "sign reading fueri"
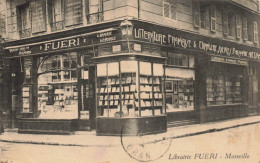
[6,30,120,57]
[41,38,81,51]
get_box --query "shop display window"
[97,60,165,118]
[164,52,195,112]
[22,86,32,112]
[165,68,195,112]
[37,53,78,119]
[206,67,243,105]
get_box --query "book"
[112,87,116,92]
[130,85,136,92]
[124,86,129,92]
[126,77,131,83]
[110,100,114,106]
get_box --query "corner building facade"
[2,0,260,135]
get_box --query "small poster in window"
[166,81,173,92]
[178,81,184,92]
[166,94,173,104]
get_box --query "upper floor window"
[163,0,177,20]
[0,1,6,36]
[200,3,208,29]
[193,0,216,32]
[86,0,103,24]
[17,3,31,38]
[64,0,82,27]
[31,0,46,33]
[235,15,242,38]
[228,12,235,37]
[242,18,248,40]
[253,21,258,43]
[48,0,64,31]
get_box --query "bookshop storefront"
[4,19,260,135]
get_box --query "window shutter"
[193,0,200,28]
[47,0,53,24]
[170,4,177,20]
[163,2,170,18]
[253,21,258,43]
[210,5,216,32]
[242,18,248,40]
[31,0,46,33]
[236,15,241,38]
[222,10,228,35]
[65,0,82,26]
[73,0,82,24]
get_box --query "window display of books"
[97,72,165,117]
[97,72,138,117]
[207,74,242,105]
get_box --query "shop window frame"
[96,60,166,118]
[37,53,79,119]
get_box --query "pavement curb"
[1,119,260,147]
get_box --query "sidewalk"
[0,116,260,147]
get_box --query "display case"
[96,60,166,136]
[37,53,78,119]
[206,69,243,105]
[22,85,33,113]
[165,67,195,112]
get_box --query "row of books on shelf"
[140,92,163,99]
[99,100,120,106]
[99,92,163,101]
[99,85,137,93]
[99,100,163,107]
[99,94,120,100]
[140,77,160,84]
[54,95,78,101]
[136,100,163,107]
[100,77,136,85]
[140,85,161,92]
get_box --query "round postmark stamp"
[120,123,172,162]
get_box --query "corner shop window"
[37,53,78,119]
[206,66,243,105]
[96,60,165,118]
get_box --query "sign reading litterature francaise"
[6,30,120,57]
[133,22,260,60]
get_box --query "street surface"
[1,123,260,163]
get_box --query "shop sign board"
[132,21,260,61]
[6,29,120,57]
[211,56,248,66]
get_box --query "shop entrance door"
[79,66,96,130]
